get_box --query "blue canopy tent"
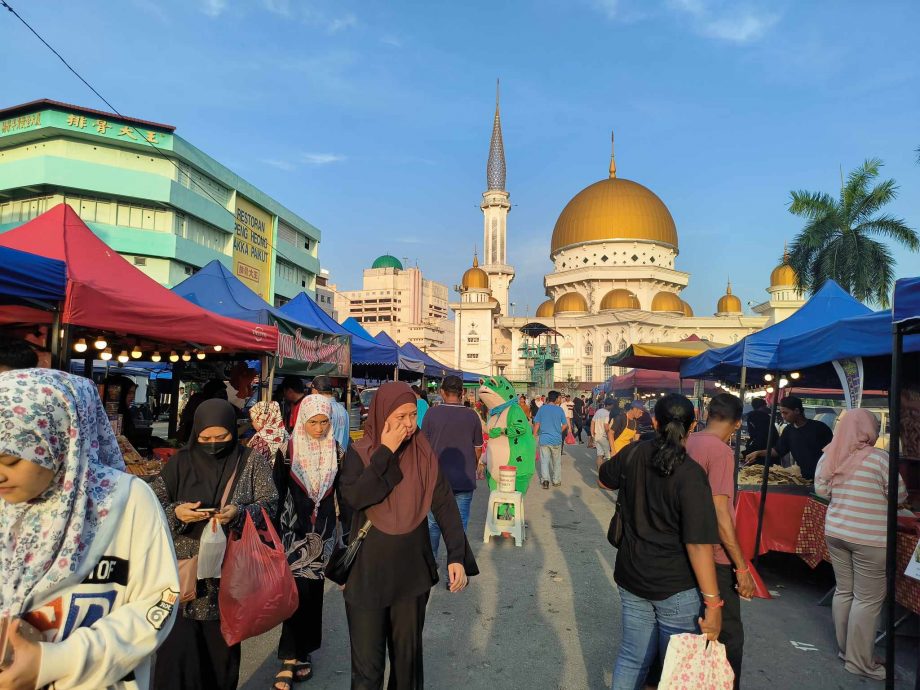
[0,245,67,305]
[172,261,350,377]
[400,341,461,378]
[373,331,427,375]
[681,281,871,383]
[280,293,396,367]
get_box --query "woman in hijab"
[151,399,278,690]
[248,400,289,466]
[815,409,907,681]
[271,395,351,689]
[340,381,478,690]
[0,369,178,690]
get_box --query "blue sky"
[3,0,919,315]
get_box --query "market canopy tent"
[399,341,461,378]
[372,330,427,374]
[172,261,349,376]
[604,368,717,394]
[0,245,66,305]
[606,334,726,372]
[0,205,278,352]
[280,293,395,367]
[681,281,871,381]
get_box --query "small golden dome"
[717,281,742,314]
[681,300,694,317]
[461,254,490,290]
[600,289,640,311]
[554,292,588,314]
[535,299,555,318]
[770,243,798,287]
[651,291,683,313]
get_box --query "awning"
[0,245,66,305]
[373,331,426,374]
[606,334,726,372]
[894,277,920,326]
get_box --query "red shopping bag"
[565,430,576,445]
[219,508,298,646]
[659,633,734,689]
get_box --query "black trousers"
[278,577,324,661]
[154,612,240,690]
[346,592,429,690]
[574,418,584,441]
[716,564,744,689]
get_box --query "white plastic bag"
[197,518,227,579]
[659,633,734,689]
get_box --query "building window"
[603,340,613,354]
[603,364,613,379]
[467,353,479,359]
[584,365,593,381]
[467,337,479,344]
[585,342,593,356]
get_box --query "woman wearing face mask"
[340,381,479,690]
[0,369,179,690]
[151,399,278,690]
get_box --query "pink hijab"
[817,408,880,482]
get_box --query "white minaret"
[481,80,514,316]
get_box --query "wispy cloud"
[667,0,779,43]
[303,153,346,165]
[381,34,403,48]
[200,0,227,18]
[327,12,357,34]
[262,159,297,171]
[261,1,358,33]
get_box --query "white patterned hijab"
[0,369,128,617]
[291,394,338,519]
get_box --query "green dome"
[372,254,403,270]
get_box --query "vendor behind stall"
[745,396,833,481]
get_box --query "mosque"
[450,89,805,387]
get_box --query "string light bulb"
[93,335,107,350]
[151,351,162,363]
[117,350,130,364]
[181,350,191,362]
[766,386,774,394]
[73,338,88,353]
[100,348,113,361]
[213,345,222,352]
[196,351,206,360]
[790,372,801,380]
[169,351,179,363]
[779,378,789,388]
[131,344,142,359]
[763,373,774,382]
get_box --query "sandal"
[294,658,313,682]
[273,661,296,690]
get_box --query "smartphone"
[195,507,219,516]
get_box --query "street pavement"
[239,442,915,689]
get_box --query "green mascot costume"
[478,376,535,494]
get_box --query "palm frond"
[855,216,920,250]
[788,190,837,220]
[850,178,898,223]
[860,239,895,308]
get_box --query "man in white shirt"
[592,397,614,467]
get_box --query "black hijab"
[161,399,246,520]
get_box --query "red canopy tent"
[606,368,717,394]
[0,205,278,353]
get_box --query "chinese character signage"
[233,196,273,302]
[0,109,173,149]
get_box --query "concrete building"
[332,255,453,350]
[0,99,321,305]
[314,268,337,319]
[451,94,805,386]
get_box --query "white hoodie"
[26,474,179,690]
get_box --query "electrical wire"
[1,0,313,269]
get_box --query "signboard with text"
[233,196,273,302]
[0,108,174,148]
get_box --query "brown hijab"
[352,381,438,535]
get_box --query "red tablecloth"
[735,490,808,560]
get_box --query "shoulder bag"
[606,443,641,549]
[324,518,372,586]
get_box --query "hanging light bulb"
[151,351,162,363]
[73,338,88,353]
[763,373,774,382]
[169,351,179,363]
[766,385,774,394]
[196,350,206,360]
[100,348,113,361]
[181,350,192,362]
[714,381,722,388]
[790,371,801,380]
[213,345,222,352]
[779,378,789,388]
[94,335,107,350]
[131,344,142,359]
[117,350,130,364]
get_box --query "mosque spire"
[486,79,506,191]
[609,130,617,179]
[726,278,733,295]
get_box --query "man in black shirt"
[745,398,771,454]
[745,396,833,480]
[573,394,586,443]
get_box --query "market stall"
[605,334,726,373]
[0,245,66,306]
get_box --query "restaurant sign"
[233,197,274,302]
[274,321,351,377]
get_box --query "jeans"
[428,491,473,558]
[539,445,563,484]
[613,587,701,690]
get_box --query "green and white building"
[0,99,321,305]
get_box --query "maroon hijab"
[352,381,438,535]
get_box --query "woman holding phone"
[151,399,277,690]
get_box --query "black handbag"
[324,519,372,585]
[606,444,640,549]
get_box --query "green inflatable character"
[478,376,535,494]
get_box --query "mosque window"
[631,255,639,262]
[603,340,612,354]
[585,342,593,356]
[603,364,613,379]
[601,255,609,262]
[584,365,593,381]
[582,257,589,264]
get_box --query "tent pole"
[82,352,92,379]
[393,365,398,382]
[168,363,184,439]
[733,366,747,502]
[752,371,780,565]
[884,327,902,690]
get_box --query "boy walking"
[533,391,569,489]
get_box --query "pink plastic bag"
[219,508,298,646]
[565,430,576,445]
[659,633,734,689]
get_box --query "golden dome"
[681,300,694,317]
[461,254,490,290]
[600,289,640,311]
[770,245,797,287]
[535,299,555,318]
[651,291,684,313]
[554,292,588,314]
[717,281,742,314]
[550,145,678,254]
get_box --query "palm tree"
[787,158,918,308]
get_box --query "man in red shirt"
[280,375,307,433]
[686,393,756,689]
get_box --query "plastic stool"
[483,490,525,546]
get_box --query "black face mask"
[199,440,235,458]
